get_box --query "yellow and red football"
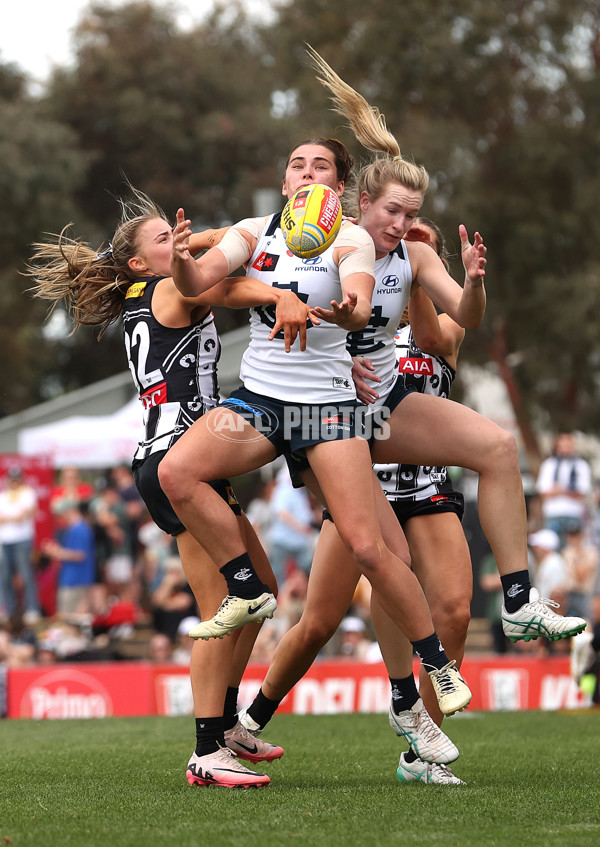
[281,184,342,259]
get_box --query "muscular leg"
[261,474,411,702]
[176,530,236,717]
[160,409,278,567]
[371,393,528,577]
[177,513,277,718]
[371,511,472,726]
[261,519,361,701]
[228,514,278,681]
[306,438,438,642]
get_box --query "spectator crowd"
[2,433,600,693]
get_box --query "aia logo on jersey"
[140,381,167,409]
[252,252,279,272]
[398,357,434,375]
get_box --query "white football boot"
[427,660,472,716]
[397,752,466,785]
[189,592,277,640]
[502,588,586,643]
[388,698,459,764]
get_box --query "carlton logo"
[398,358,434,375]
[20,669,113,719]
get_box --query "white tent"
[18,397,144,469]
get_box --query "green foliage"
[0,711,599,846]
[46,1,282,226]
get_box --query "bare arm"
[408,286,465,363]
[171,208,249,296]
[188,226,230,257]
[407,225,487,329]
[210,277,320,352]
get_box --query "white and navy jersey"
[240,214,356,404]
[347,240,413,414]
[373,324,457,502]
[122,276,220,461]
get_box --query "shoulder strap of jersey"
[391,240,408,261]
[265,212,282,237]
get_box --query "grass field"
[1,710,599,847]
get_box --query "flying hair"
[306,45,429,201]
[25,186,168,338]
[306,43,400,159]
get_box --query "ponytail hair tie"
[95,243,114,262]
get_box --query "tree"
[0,65,90,414]
[260,0,600,465]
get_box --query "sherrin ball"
[281,184,342,259]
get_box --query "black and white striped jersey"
[122,276,220,461]
[373,324,456,502]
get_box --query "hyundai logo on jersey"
[302,256,323,265]
[381,274,399,287]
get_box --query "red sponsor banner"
[5,656,591,719]
[7,663,153,719]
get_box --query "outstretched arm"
[188,226,230,257]
[408,225,487,329]
[210,277,320,352]
[171,208,245,296]
[408,286,465,359]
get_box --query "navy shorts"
[222,385,362,458]
[132,450,241,537]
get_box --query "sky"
[0,0,272,86]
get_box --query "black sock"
[404,748,418,763]
[412,632,450,671]
[219,553,269,599]
[195,715,225,757]
[389,674,420,714]
[246,688,282,730]
[501,570,532,613]
[223,686,239,732]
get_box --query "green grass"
[1,711,599,847]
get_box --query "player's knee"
[157,452,185,503]
[488,427,519,471]
[299,616,338,649]
[436,597,471,642]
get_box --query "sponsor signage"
[5,657,590,719]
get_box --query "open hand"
[459,224,487,285]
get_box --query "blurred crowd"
[2,432,600,690]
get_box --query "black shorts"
[132,450,241,537]
[322,490,464,527]
[222,385,362,457]
[388,490,464,526]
